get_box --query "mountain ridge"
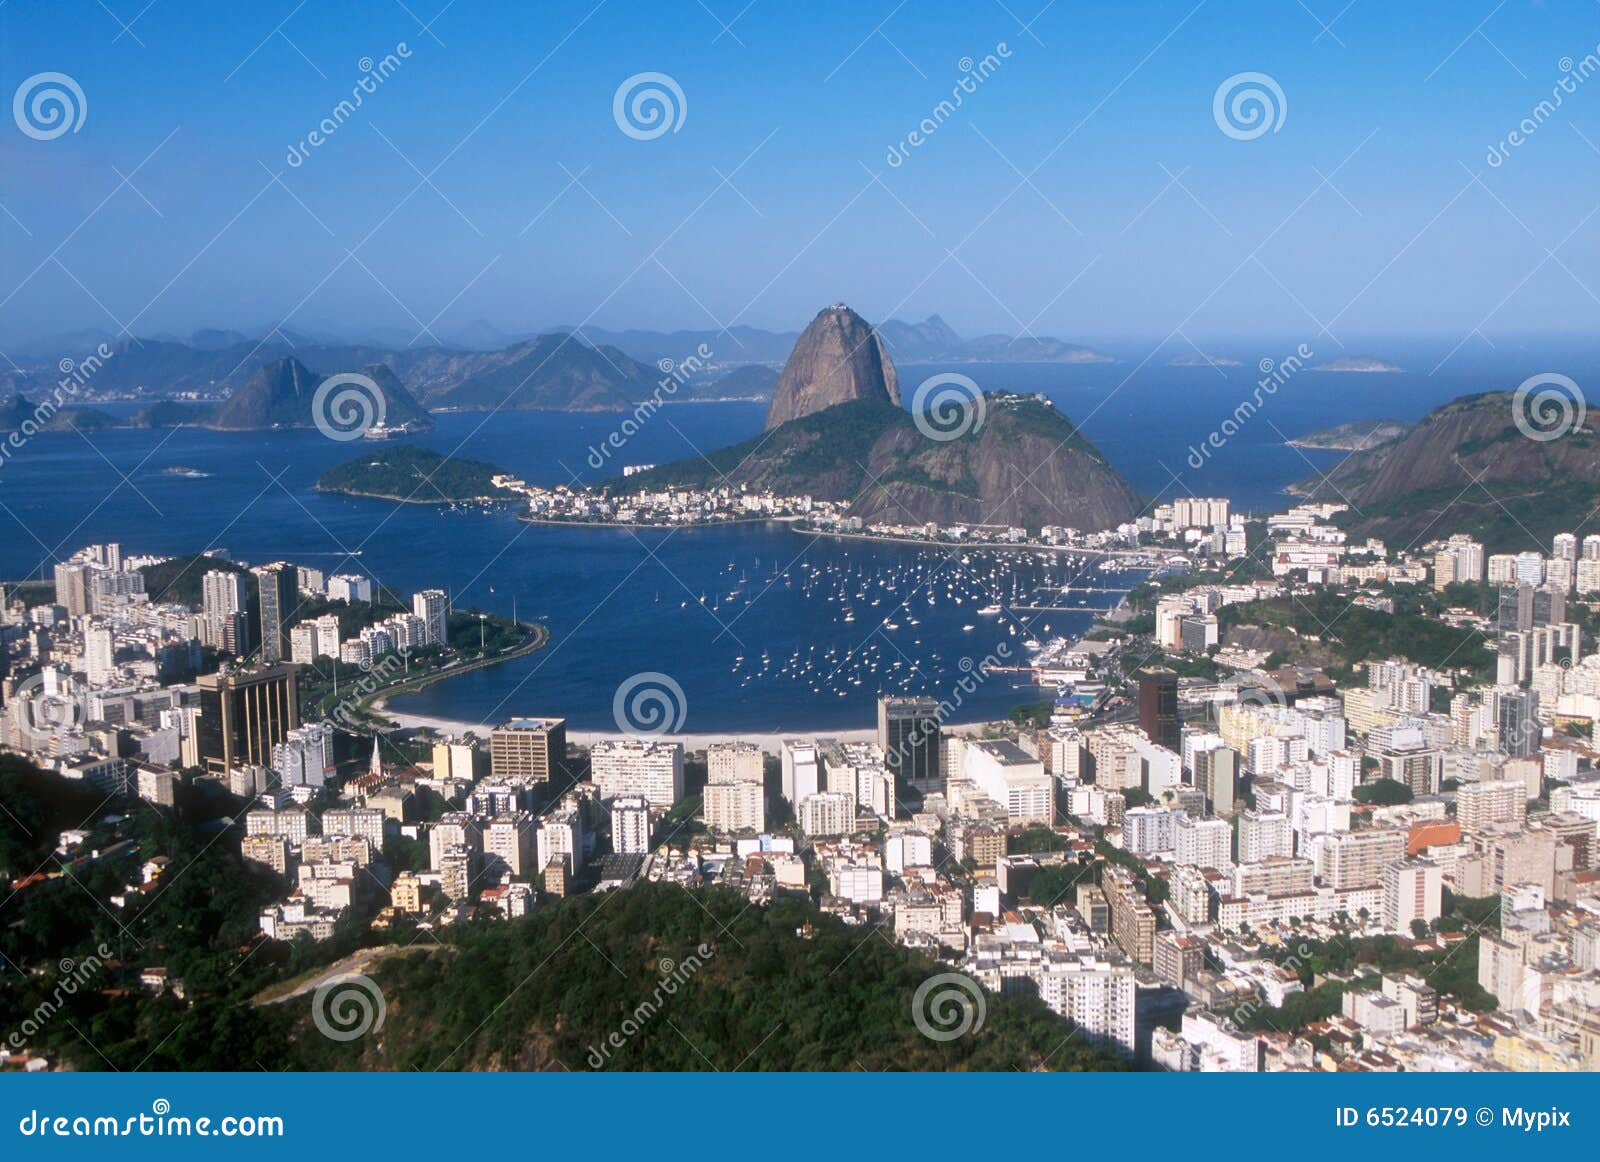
[616,392,1140,531]
[1293,389,1600,551]
[209,358,432,431]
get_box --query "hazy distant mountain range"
[3,314,1116,416]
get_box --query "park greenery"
[0,758,1127,1072]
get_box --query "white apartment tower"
[610,795,652,855]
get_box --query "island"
[1312,355,1402,373]
[1169,352,1240,367]
[315,445,521,504]
[1287,418,1412,452]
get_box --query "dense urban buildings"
[7,508,1600,1076]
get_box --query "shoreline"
[378,709,995,752]
[516,514,785,530]
[512,513,1157,562]
[316,487,521,506]
[361,623,550,723]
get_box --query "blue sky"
[1,0,1599,350]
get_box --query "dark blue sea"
[0,351,1575,731]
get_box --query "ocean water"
[0,353,1569,730]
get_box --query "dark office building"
[196,664,299,776]
[252,562,298,664]
[1138,668,1181,752]
[1498,583,1566,632]
[877,694,942,803]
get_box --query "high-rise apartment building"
[489,717,567,784]
[83,623,115,685]
[484,813,536,877]
[1103,866,1156,965]
[610,796,651,854]
[704,780,765,834]
[590,738,683,807]
[53,562,91,619]
[1314,829,1407,891]
[1382,858,1442,931]
[272,721,335,787]
[201,569,249,654]
[781,739,820,804]
[1456,778,1528,833]
[252,563,297,664]
[412,588,449,646]
[707,741,764,784]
